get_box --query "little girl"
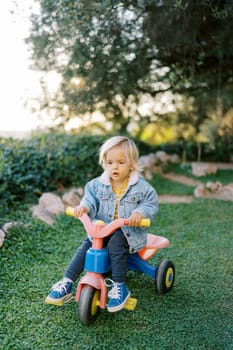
[45,136,159,312]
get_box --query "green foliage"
[1,196,232,349]
[155,140,233,162]
[0,132,232,212]
[25,0,233,140]
[150,173,194,196]
[0,133,154,209]
[0,134,105,207]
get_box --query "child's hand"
[74,206,88,218]
[128,212,143,227]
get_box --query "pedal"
[124,297,137,310]
[64,295,75,304]
[45,294,74,307]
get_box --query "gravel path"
[159,195,193,203]
[158,162,233,203]
[161,173,201,186]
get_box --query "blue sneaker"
[106,280,130,312]
[45,278,73,306]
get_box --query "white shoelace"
[52,280,69,293]
[105,278,121,299]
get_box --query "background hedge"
[0,134,155,209]
[0,132,232,210]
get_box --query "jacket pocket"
[96,190,115,219]
[122,192,144,212]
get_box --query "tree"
[26,0,233,140]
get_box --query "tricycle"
[66,207,175,325]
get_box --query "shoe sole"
[107,292,131,313]
[45,293,73,306]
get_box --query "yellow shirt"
[111,177,129,219]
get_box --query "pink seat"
[138,234,170,260]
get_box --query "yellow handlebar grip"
[66,207,75,216]
[140,218,151,227]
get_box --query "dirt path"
[161,172,201,186]
[158,162,233,203]
[158,195,193,203]
[158,172,197,203]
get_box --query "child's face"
[105,145,132,184]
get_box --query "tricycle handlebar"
[65,206,150,239]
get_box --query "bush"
[0,134,105,207]
[0,133,153,209]
[156,141,233,162]
[1,132,231,211]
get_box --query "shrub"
[0,134,104,207]
[0,133,153,209]
[1,132,231,211]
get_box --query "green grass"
[197,169,233,184]
[1,171,233,350]
[150,174,195,195]
[150,165,233,196]
[166,163,233,185]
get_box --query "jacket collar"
[99,170,139,187]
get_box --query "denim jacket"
[80,171,159,253]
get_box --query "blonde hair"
[99,136,139,171]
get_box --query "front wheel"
[155,259,175,294]
[78,285,100,325]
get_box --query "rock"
[191,163,217,177]
[155,150,170,163]
[75,187,84,197]
[194,182,233,201]
[138,154,158,179]
[31,189,84,225]
[39,192,65,215]
[0,229,5,248]
[138,153,165,179]
[0,222,19,248]
[31,205,55,225]
[169,154,180,163]
[138,151,180,179]
[194,184,210,198]
[62,188,82,207]
[206,181,222,192]
[216,183,233,201]
[2,222,18,233]
[138,154,157,168]
[143,170,153,180]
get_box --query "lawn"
[0,171,233,350]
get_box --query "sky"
[0,1,42,133]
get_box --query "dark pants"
[65,229,129,284]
